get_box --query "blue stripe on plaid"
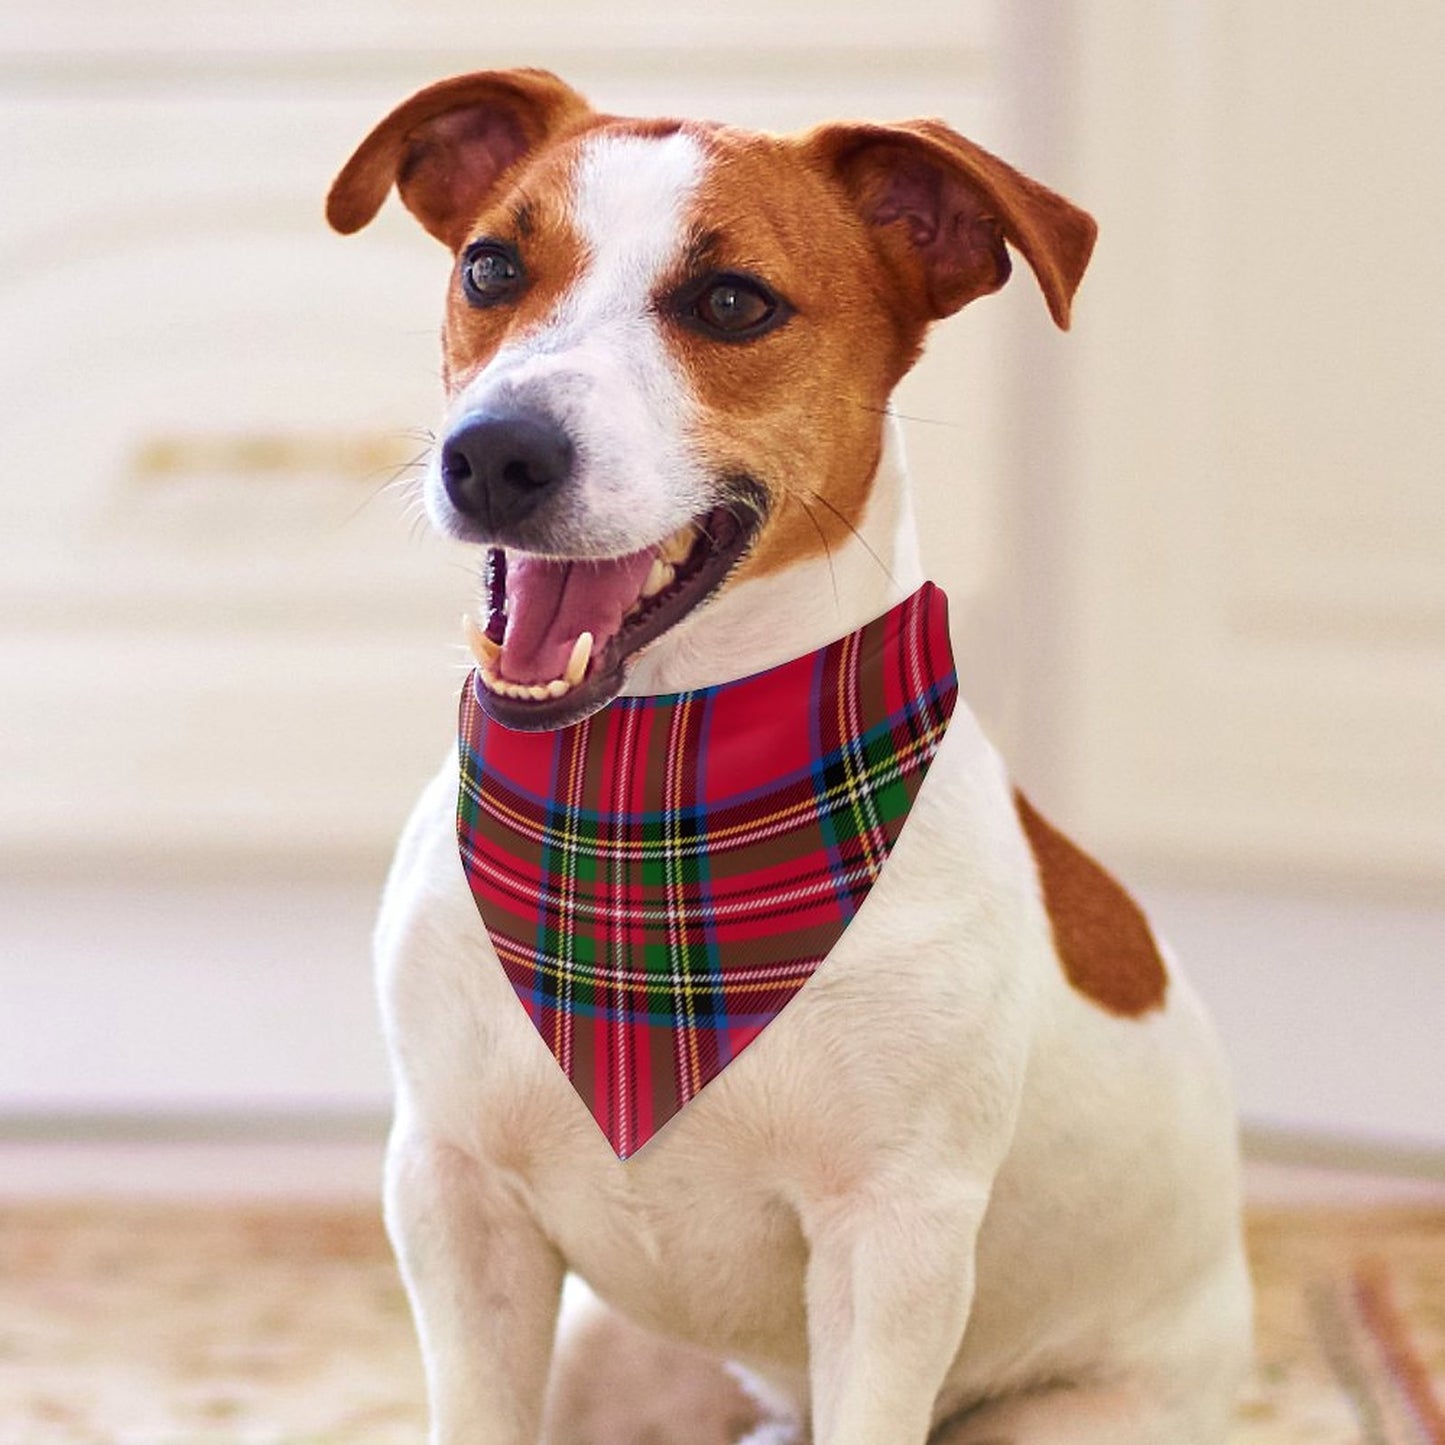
[457,694,953,851]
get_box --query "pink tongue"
[499,549,655,685]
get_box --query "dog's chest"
[378,719,1042,1349]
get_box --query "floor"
[1,1140,1443,1444]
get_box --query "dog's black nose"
[439,413,574,531]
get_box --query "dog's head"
[328,69,1095,728]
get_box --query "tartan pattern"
[456,582,957,1159]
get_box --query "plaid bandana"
[456,582,957,1159]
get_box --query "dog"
[327,69,1252,1445]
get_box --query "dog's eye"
[461,243,524,306]
[686,274,785,339]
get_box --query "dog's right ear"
[326,69,591,248]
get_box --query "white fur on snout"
[428,131,710,554]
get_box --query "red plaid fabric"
[456,582,957,1159]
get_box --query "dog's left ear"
[806,120,1097,329]
[326,68,592,248]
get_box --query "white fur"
[426,132,714,557]
[379,133,1252,1445]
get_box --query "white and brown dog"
[327,69,1252,1445]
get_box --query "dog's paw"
[544,1281,767,1445]
[724,1363,806,1445]
[736,1425,805,1445]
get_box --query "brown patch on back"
[1013,791,1168,1017]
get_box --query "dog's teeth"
[479,662,570,703]
[661,526,695,564]
[642,558,674,599]
[463,614,501,668]
[480,669,524,700]
[564,631,593,687]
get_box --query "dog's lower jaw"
[622,419,923,696]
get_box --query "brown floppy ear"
[806,119,1097,329]
[326,68,592,248]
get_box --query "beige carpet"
[1,1202,1441,1444]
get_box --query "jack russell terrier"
[327,68,1251,1445]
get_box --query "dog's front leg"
[386,1128,564,1445]
[800,1184,985,1445]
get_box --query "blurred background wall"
[2,2,1441,1157]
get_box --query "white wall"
[0,879,391,1117]
[1046,1,1445,888]
[1141,881,1445,1150]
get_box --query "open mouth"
[462,490,765,730]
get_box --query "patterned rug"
[0,1202,1440,1443]
[1238,1208,1445,1445]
